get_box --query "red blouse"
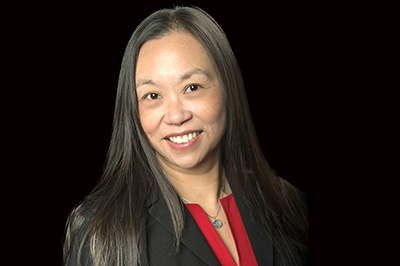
[185,194,258,266]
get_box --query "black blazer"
[145,182,276,265]
[67,176,306,265]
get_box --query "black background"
[11,1,339,264]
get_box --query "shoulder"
[63,200,97,266]
[280,177,308,208]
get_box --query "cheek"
[194,91,227,129]
[138,107,161,138]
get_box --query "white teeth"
[168,131,201,144]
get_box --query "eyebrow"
[136,79,155,88]
[136,68,211,88]
[180,68,210,81]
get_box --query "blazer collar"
[146,170,274,265]
[226,169,274,265]
[147,187,220,265]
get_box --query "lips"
[164,130,203,144]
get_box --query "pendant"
[212,219,223,229]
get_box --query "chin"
[170,155,203,170]
[156,151,203,170]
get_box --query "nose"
[164,98,193,126]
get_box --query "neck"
[159,156,226,206]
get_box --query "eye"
[185,84,200,93]
[144,92,160,100]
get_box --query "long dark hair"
[64,6,308,266]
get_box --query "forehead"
[135,32,216,82]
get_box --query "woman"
[63,6,308,266]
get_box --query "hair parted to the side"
[63,6,308,266]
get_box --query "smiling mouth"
[166,130,203,144]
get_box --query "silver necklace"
[181,184,225,229]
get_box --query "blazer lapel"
[147,190,220,266]
[227,171,274,265]
[181,207,221,265]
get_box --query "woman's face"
[135,32,227,171]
